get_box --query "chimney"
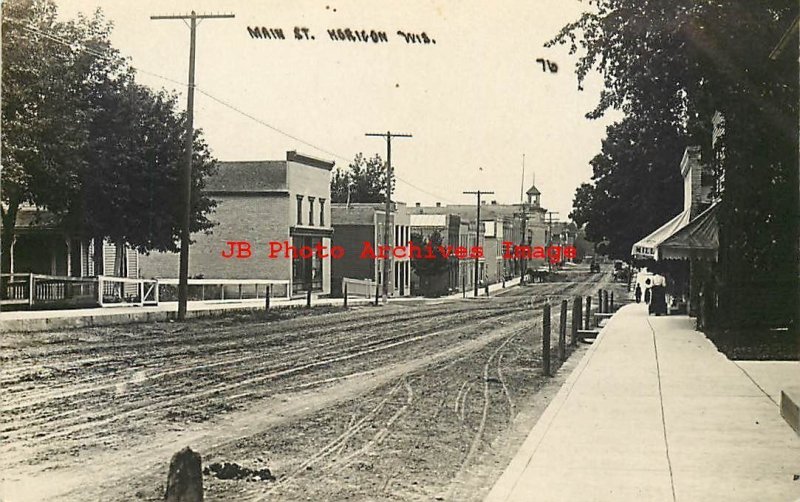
[415,202,421,207]
[680,146,711,219]
[435,202,441,207]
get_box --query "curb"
[780,389,800,435]
[0,299,373,333]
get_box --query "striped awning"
[630,209,692,261]
[658,203,719,261]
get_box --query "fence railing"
[1,273,98,308]
[97,276,159,307]
[156,278,291,302]
[1,274,292,309]
[342,277,375,299]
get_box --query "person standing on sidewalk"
[635,283,642,303]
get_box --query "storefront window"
[291,236,323,293]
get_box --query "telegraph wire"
[10,18,457,204]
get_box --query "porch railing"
[0,274,291,310]
[1,273,98,308]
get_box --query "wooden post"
[542,303,551,377]
[306,289,312,308]
[598,290,603,313]
[374,282,380,306]
[96,276,103,307]
[559,299,567,361]
[164,446,203,502]
[571,296,581,346]
[265,285,271,310]
[343,282,348,308]
[610,291,615,312]
[585,295,592,331]
[462,274,466,298]
[28,273,35,308]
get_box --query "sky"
[54,0,622,220]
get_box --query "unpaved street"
[1,270,621,501]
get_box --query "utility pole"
[519,153,525,204]
[151,11,234,321]
[365,131,412,304]
[545,211,560,272]
[463,189,494,297]
[518,154,527,285]
[518,202,529,284]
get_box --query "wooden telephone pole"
[546,211,560,272]
[151,11,234,320]
[365,131,412,304]
[463,189,494,297]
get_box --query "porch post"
[66,238,72,276]
[9,235,16,273]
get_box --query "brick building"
[409,190,549,286]
[330,202,411,298]
[140,151,334,296]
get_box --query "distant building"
[140,151,334,296]
[410,188,549,284]
[330,202,411,298]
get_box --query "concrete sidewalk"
[486,304,800,502]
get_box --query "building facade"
[330,202,411,298]
[140,151,334,296]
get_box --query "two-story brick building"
[330,202,411,298]
[140,151,335,296]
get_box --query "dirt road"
[1,269,622,501]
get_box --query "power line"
[196,89,454,202]
[10,18,457,204]
[151,10,235,321]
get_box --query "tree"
[409,230,450,277]
[1,0,218,276]
[569,112,685,259]
[330,153,390,203]
[551,0,798,327]
[77,80,217,255]
[1,0,102,273]
[409,230,451,297]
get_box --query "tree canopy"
[569,111,684,258]
[330,153,391,204]
[1,0,218,274]
[409,230,450,278]
[552,0,798,325]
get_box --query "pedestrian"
[635,283,642,303]
[644,278,652,304]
